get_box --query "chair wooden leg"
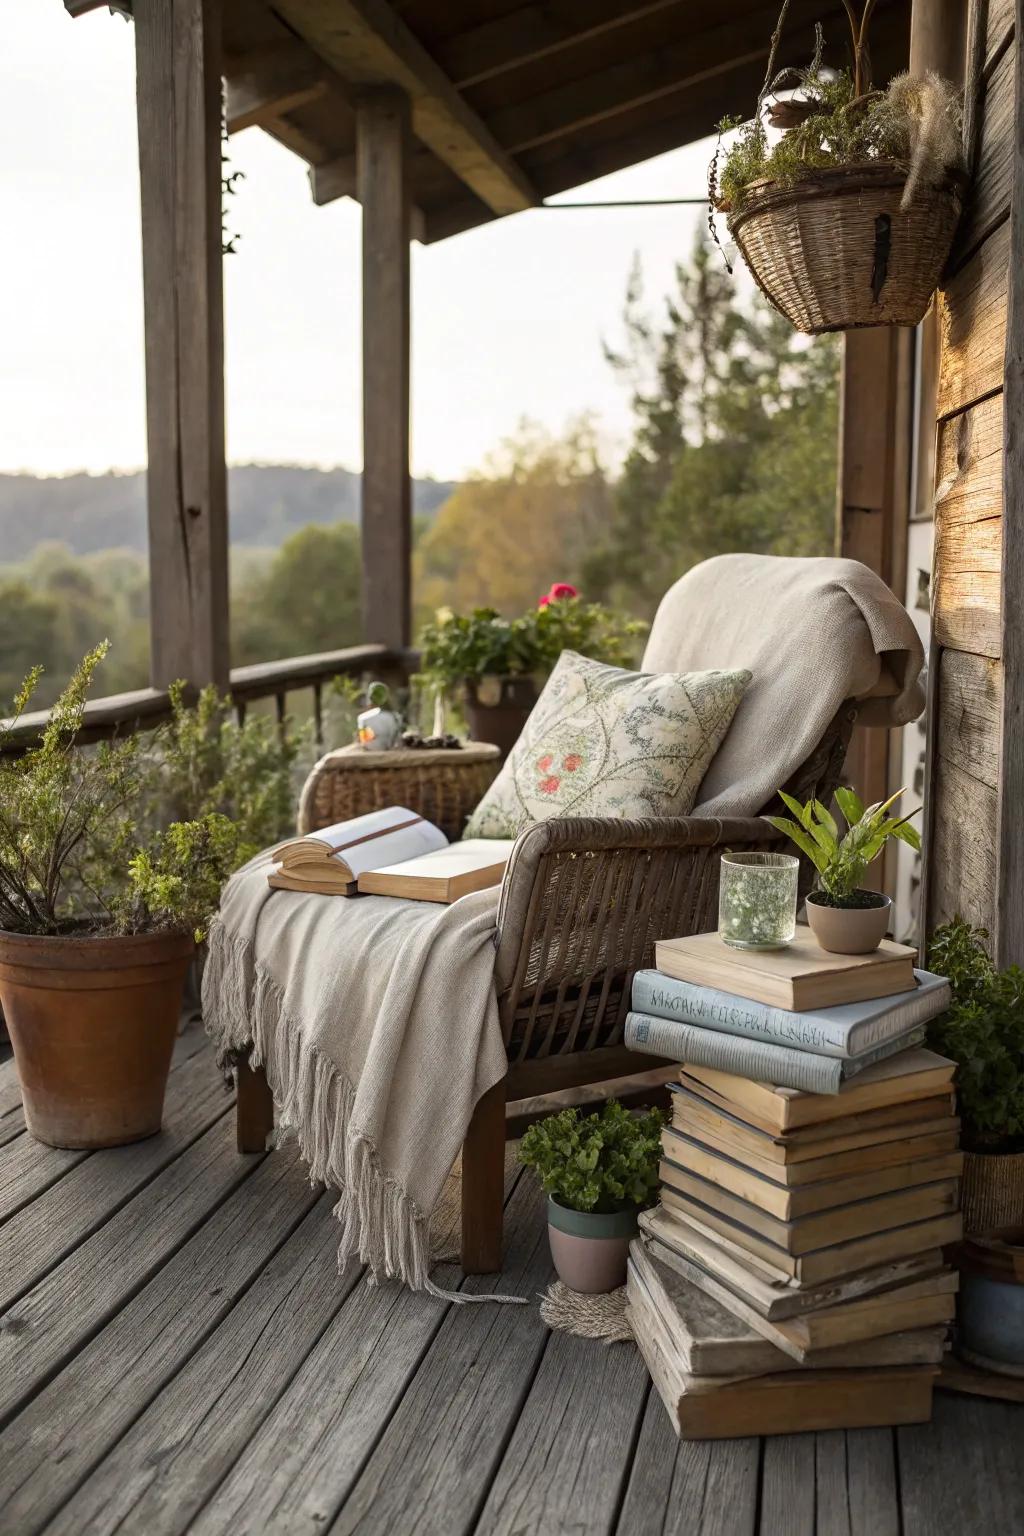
[461,1078,506,1274]
[236,1059,274,1153]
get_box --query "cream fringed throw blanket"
[202,852,510,1300]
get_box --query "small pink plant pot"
[546,1197,640,1293]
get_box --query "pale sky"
[2,2,722,482]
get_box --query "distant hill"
[0,465,456,562]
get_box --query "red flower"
[539,775,561,794]
[563,753,582,772]
[537,753,553,772]
[537,593,550,607]
[549,582,578,600]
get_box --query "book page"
[364,839,516,880]
[329,807,449,877]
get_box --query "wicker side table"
[297,743,501,842]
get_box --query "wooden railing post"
[358,88,412,651]
[135,0,229,689]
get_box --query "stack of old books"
[624,929,961,1439]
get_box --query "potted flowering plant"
[415,583,646,754]
[519,1100,665,1293]
[0,646,242,1149]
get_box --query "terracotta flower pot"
[0,928,195,1149]
[546,1196,639,1293]
[462,675,538,758]
[805,891,892,955]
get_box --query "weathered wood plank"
[39,1194,357,1536]
[760,1434,816,1536]
[937,217,1009,419]
[816,1430,899,1536]
[934,392,1003,526]
[472,1330,649,1536]
[0,1112,260,1427]
[996,0,1024,968]
[135,0,229,687]
[932,519,1002,656]
[898,1390,1024,1532]
[953,34,1013,264]
[0,1054,22,1118]
[987,0,1014,68]
[0,1144,319,1534]
[273,0,537,214]
[928,754,998,932]
[936,647,1002,789]
[0,1028,210,1226]
[358,89,412,651]
[615,1389,759,1536]
[190,1150,524,1535]
[0,1047,229,1314]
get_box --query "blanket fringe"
[203,919,524,1306]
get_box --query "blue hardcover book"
[630,969,950,1061]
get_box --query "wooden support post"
[358,89,412,651]
[838,326,914,889]
[460,1078,506,1274]
[135,0,229,689]
[236,1060,275,1153]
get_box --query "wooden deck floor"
[2,1031,1023,1536]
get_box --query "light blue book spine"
[630,969,950,1059]
[623,1011,926,1095]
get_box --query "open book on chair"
[268,806,514,903]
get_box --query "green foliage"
[139,681,306,865]
[0,651,259,940]
[584,235,840,618]
[926,919,1024,1152]
[518,1100,666,1215]
[415,594,646,695]
[766,786,920,905]
[121,814,244,943]
[231,522,363,667]
[0,644,141,934]
[714,62,963,211]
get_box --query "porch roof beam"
[223,41,330,133]
[271,0,538,216]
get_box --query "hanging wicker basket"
[726,161,962,335]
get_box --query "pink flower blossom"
[537,754,553,772]
[537,593,551,607]
[549,582,578,600]
[539,775,561,794]
[563,753,582,772]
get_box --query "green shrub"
[120,814,244,943]
[518,1100,666,1215]
[140,679,307,865]
[927,919,1024,1153]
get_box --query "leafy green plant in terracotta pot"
[415,585,646,756]
[766,787,920,954]
[0,646,243,1150]
[519,1100,666,1293]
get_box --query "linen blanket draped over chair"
[206,554,925,1286]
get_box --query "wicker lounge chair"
[236,556,923,1274]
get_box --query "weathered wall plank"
[954,37,1013,261]
[929,754,998,932]
[937,216,1009,419]
[937,647,1002,789]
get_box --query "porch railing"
[1,644,416,757]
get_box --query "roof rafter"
[271,0,538,215]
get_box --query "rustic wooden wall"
[927,0,1015,945]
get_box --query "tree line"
[1,234,839,709]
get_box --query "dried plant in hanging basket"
[710,1,965,334]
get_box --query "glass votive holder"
[718,851,800,950]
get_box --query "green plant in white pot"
[766,787,920,954]
[519,1100,665,1294]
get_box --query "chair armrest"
[493,814,783,1058]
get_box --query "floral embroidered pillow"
[464,651,751,839]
